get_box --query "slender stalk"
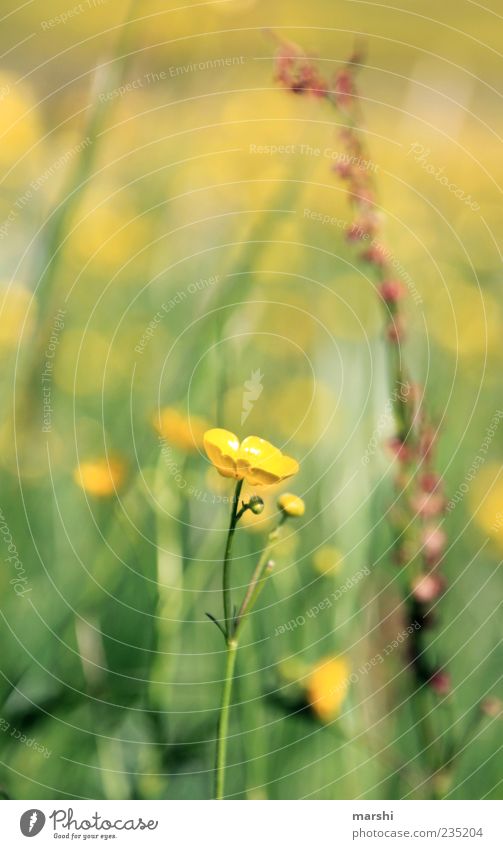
[213,477,243,800]
[214,511,284,798]
[222,479,243,636]
[215,638,238,800]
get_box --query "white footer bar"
[3,799,501,848]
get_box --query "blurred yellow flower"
[0,74,41,171]
[307,656,350,721]
[74,458,126,497]
[204,428,298,486]
[154,408,208,452]
[469,463,503,546]
[278,492,305,517]
[313,545,343,575]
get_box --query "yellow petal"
[154,407,208,451]
[245,466,282,486]
[237,435,275,480]
[238,435,299,486]
[203,428,240,478]
[238,435,281,463]
[250,453,299,486]
[266,454,299,480]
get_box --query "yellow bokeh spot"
[313,545,343,575]
[0,75,41,170]
[154,407,208,452]
[74,457,126,497]
[469,463,503,546]
[307,655,350,721]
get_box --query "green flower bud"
[248,494,264,515]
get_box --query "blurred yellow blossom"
[469,463,503,546]
[74,457,126,497]
[313,545,343,575]
[0,74,41,172]
[307,656,350,721]
[154,407,208,452]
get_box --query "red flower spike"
[361,243,389,267]
[421,525,447,563]
[388,437,414,464]
[387,317,405,343]
[380,279,406,304]
[410,489,446,518]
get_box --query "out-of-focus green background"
[0,0,501,799]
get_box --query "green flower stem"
[215,637,238,800]
[215,478,243,800]
[215,502,286,799]
[222,478,244,637]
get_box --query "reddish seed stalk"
[273,40,454,783]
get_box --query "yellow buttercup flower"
[154,408,208,452]
[203,428,298,487]
[307,656,350,721]
[74,458,126,497]
[278,492,305,517]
